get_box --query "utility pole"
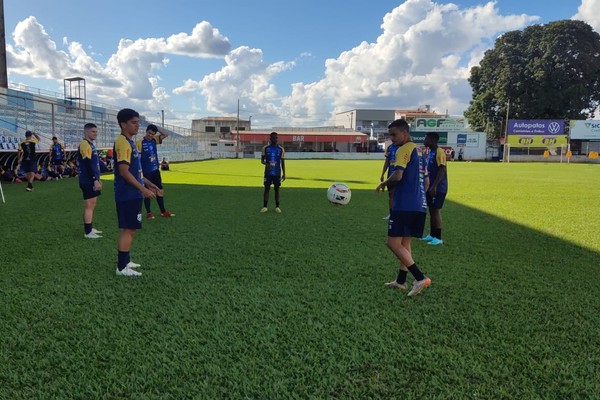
[161,109,164,127]
[236,98,240,158]
[0,0,8,88]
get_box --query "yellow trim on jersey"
[395,142,417,169]
[115,135,132,164]
[79,140,93,159]
[436,147,447,167]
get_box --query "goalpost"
[503,142,570,163]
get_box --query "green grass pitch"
[1,159,600,398]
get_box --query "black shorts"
[388,211,426,238]
[51,159,63,166]
[264,175,281,187]
[426,191,447,209]
[80,183,101,200]
[21,160,36,174]
[144,170,163,189]
[116,199,143,230]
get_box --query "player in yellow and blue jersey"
[49,136,65,177]
[260,132,286,213]
[380,142,399,220]
[78,123,103,239]
[113,109,158,277]
[376,119,431,297]
[421,132,448,246]
[136,124,175,219]
[17,130,40,192]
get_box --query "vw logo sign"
[548,122,561,134]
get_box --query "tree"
[464,20,600,138]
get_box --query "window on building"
[206,126,216,132]
[220,127,230,133]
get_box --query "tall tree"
[465,20,600,137]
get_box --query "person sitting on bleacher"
[161,157,170,171]
[0,165,20,182]
[63,159,78,177]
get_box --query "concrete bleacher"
[0,86,217,164]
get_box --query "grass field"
[1,159,600,399]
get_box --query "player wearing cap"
[18,130,40,192]
[78,123,103,239]
[136,124,175,219]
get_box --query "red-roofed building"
[238,130,369,153]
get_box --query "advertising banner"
[507,120,564,135]
[507,134,567,148]
[414,118,465,132]
[466,134,479,147]
[411,132,447,145]
[569,120,600,140]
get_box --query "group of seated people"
[0,159,79,183]
[1,156,168,183]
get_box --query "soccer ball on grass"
[327,183,351,206]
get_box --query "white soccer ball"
[327,183,351,206]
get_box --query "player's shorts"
[264,175,281,187]
[80,183,101,200]
[143,169,163,189]
[426,191,447,209]
[116,199,143,230]
[51,159,63,166]
[21,160,36,173]
[388,211,426,238]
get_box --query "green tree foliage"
[465,20,600,137]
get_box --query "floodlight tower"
[0,0,8,88]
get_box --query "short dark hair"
[52,136,58,140]
[117,108,139,125]
[147,124,158,133]
[388,119,409,132]
[25,130,32,137]
[426,132,439,142]
[270,131,278,137]
[84,123,97,130]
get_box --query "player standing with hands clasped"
[78,123,103,239]
[113,109,160,277]
[376,119,431,297]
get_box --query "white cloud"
[6,2,542,128]
[186,0,538,126]
[573,0,600,32]
[6,16,231,120]
[174,46,295,116]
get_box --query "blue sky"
[4,0,596,129]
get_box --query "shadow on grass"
[1,182,599,398]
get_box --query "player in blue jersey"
[421,132,448,246]
[49,136,65,177]
[380,142,399,220]
[260,132,286,213]
[114,109,159,277]
[136,124,175,219]
[376,119,431,297]
[78,123,103,239]
[17,130,40,192]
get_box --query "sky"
[4,0,598,129]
